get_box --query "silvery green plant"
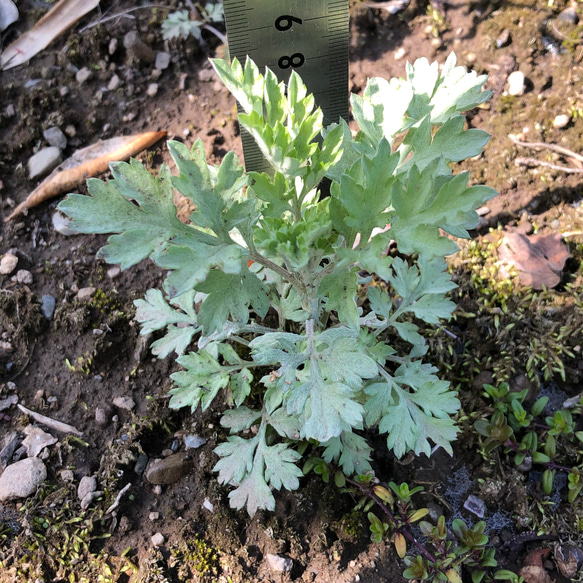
[59,53,496,516]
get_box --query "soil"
[1,0,583,582]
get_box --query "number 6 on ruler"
[223,0,350,173]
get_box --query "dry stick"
[105,482,132,514]
[509,134,583,164]
[515,157,583,174]
[17,404,83,436]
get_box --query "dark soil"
[1,0,583,581]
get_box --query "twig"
[515,157,583,174]
[17,404,83,437]
[79,5,169,33]
[105,482,132,514]
[509,134,583,164]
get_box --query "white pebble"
[15,270,33,284]
[113,396,136,411]
[394,47,407,60]
[0,253,18,275]
[151,532,165,546]
[553,114,570,129]
[507,71,525,96]
[146,83,158,97]
[155,52,170,70]
[28,147,62,179]
[76,67,92,84]
[108,74,121,91]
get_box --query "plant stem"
[249,253,305,293]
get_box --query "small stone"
[107,266,121,279]
[0,457,47,501]
[76,287,96,301]
[113,396,135,411]
[197,68,215,83]
[95,405,112,426]
[108,74,121,91]
[149,511,160,521]
[6,103,15,116]
[78,475,97,501]
[108,37,118,55]
[15,270,33,284]
[144,452,192,485]
[80,490,103,509]
[553,114,570,129]
[60,469,75,482]
[59,86,69,97]
[41,295,56,320]
[151,532,165,546]
[464,494,485,518]
[155,52,171,70]
[558,7,579,24]
[146,83,158,97]
[43,126,67,150]
[28,147,62,179]
[203,498,214,512]
[0,395,18,412]
[184,434,207,449]
[496,29,511,48]
[22,426,57,457]
[52,211,79,236]
[76,67,92,84]
[393,47,407,60]
[134,453,148,475]
[266,553,293,572]
[0,253,18,275]
[507,71,525,96]
[64,125,76,138]
[151,68,162,81]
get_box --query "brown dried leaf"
[1,0,100,70]
[6,131,166,221]
[497,231,570,289]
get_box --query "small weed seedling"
[59,53,496,515]
[162,3,225,43]
[474,382,583,502]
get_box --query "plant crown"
[59,53,496,516]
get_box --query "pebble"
[108,74,121,91]
[507,71,525,96]
[183,434,207,449]
[496,29,511,48]
[558,7,579,24]
[144,452,192,485]
[464,494,485,518]
[76,67,92,84]
[146,83,158,97]
[108,37,118,55]
[95,405,112,426]
[197,68,215,83]
[203,498,214,512]
[393,47,407,60]
[40,294,56,319]
[76,287,96,301]
[155,52,171,70]
[28,147,62,179]
[151,532,165,546]
[553,114,570,129]
[134,453,148,475]
[149,511,160,521]
[0,253,18,275]
[65,125,76,138]
[81,490,103,510]
[266,553,293,572]
[43,126,67,150]
[113,396,135,411]
[22,425,57,457]
[52,210,79,236]
[60,469,74,482]
[0,457,47,501]
[78,475,97,501]
[107,266,121,279]
[0,394,18,411]
[14,270,33,284]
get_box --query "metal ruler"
[223,0,350,173]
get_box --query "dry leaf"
[1,0,100,70]
[394,532,407,558]
[6,131,167,221]
[497,231,570,289]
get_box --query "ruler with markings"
[223,0,350,173]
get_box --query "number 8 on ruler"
[223,0,350,172]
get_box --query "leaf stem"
[249,253,305,292]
